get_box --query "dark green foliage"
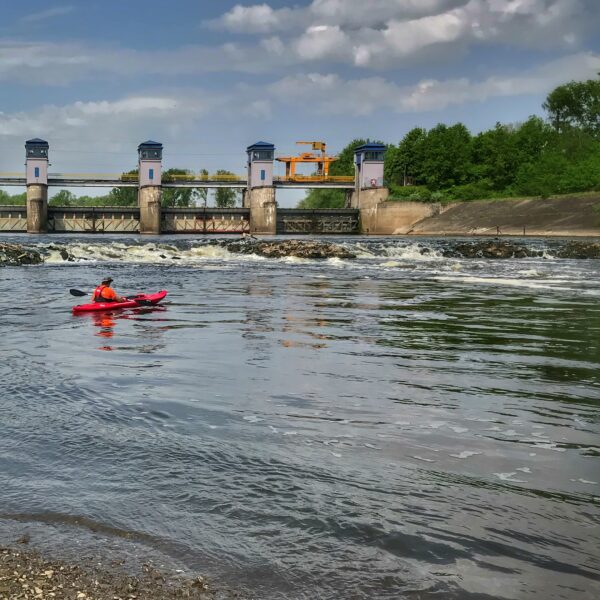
[309,76,600,207]
[162,168,199,207]
[543,76,600,136]
[214,170,240,207]
[0,191,26,205]
[297,189,346,208]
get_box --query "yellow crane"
[276,141,338,179]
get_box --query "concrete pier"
[138,141,163,235]
[26,184,48,233]
[246,187,277,235]
[25,138,50,234]
[138,187,161,235]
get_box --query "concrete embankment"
[387,194,600,237]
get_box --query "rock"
[0,244,43,266]
[443,240,538,259]
[556,241,600,259]
[223,239,355,259]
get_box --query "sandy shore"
[0,545,240,600]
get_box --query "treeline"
[0,168,242,208]
[300,75,600,207]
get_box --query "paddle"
[69,289,155,306]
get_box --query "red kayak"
[72,290,168,313]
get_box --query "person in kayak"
[92,277,127,303]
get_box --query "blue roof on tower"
[26,138,49,146]
[247,141,275,151]
[354,142,386,153]
[138,140,163,149]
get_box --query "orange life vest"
[93,284,116,302]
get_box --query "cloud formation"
[20,5,74,23]
[211,0,599,68]
[269,52,600,115]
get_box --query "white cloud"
[20,5,74,23]
[269,52,600,115]
[0,95,209,138]
[295,25,350,61]
[208,3,296,33]
[209,0,599,69]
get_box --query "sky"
[0,0,599,205]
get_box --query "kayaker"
[92,277,127,303]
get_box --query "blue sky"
[1,0,599,205]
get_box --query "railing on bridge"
[0,205,27,232]
[162,207,250,234]
[274,175,354,183]
[49,206,140,233]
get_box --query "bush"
[446,179,495,201]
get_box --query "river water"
[1,235,599,599]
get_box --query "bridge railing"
[274,175,354,183]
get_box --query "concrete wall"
[139,186,161,234]
[26,159,48,185]
[247,187,276,235]
[139,160,162,187]
[248,161,274,188]
[350,189,439,234]
[409,195,600,237]
[26,184,48,233]
[357,162,384,189]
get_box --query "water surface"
[1,235,599,599]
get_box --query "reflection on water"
[0,236,599,600]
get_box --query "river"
[1,234,599,599]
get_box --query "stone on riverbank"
[0,243,43,266]
[0,546,234,599]
[223,239,356,259]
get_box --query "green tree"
[385,128,427,186]
[162,168,200,207]
[49,189,77,206]
[472,123,519,190]
[297,189,346,208]
[329,138,370,175]
[0,191,26,205]
[103,169,138,205]
[543,76,600,136]
[197,169,209,207]
[214,170,240,207]
[421,123,473,190]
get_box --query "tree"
[197,169,209,207]
[329,138,370,176]
[385,128,426,185]
[214,170,240,207]
[49,190,77,206]
[162,168,200,207]
[0,191,26,205]
[105,169,138,205]
[471,123,519,190]
[543,76,600,136]
[421,123,473,190]
[297,189,346,208]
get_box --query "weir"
[1,138,399,235]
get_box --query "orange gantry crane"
[276,141,338,180]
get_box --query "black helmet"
[101,277,113,284]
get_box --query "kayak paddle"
[69,288,155,305]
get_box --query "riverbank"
[0,545,235,600]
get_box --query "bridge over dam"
[1,138,437,235]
